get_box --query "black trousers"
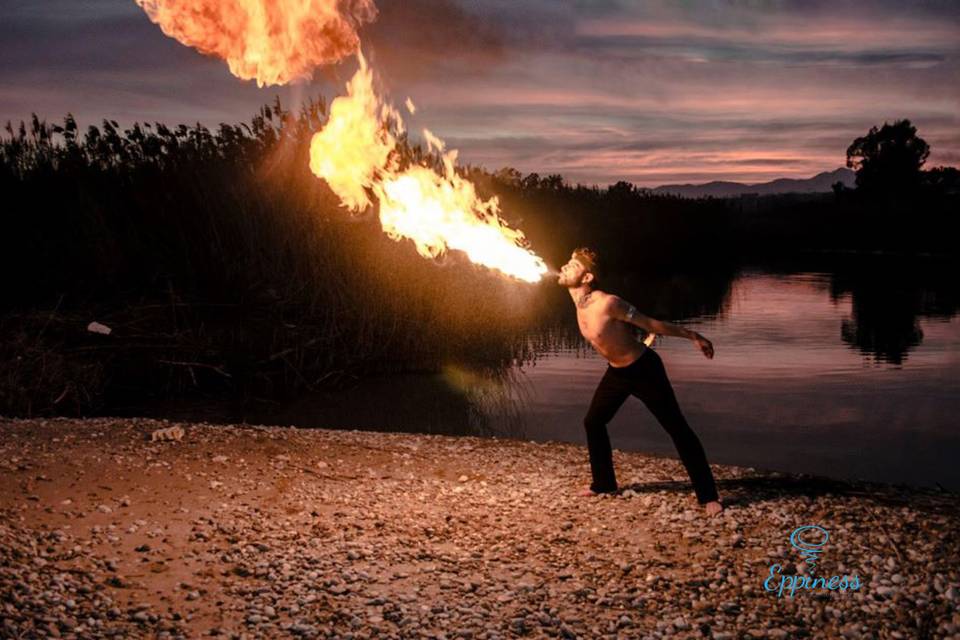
[584,348,719,504]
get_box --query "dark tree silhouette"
[846,119,929,196]
[831,180,850,202]
[830,258,959,365]
[924,166,960,196]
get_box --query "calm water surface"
[261,269,960,490]
[488,272,960,490]
[132,267,960,490]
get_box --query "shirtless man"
[557,247,723,517]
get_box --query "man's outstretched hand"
[693,332,714,359]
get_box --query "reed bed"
[0,100,552,416]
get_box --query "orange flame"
[134,0,376,87]
[136,0,548,282]
[309,54,548,283]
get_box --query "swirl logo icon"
[790,525,829,574]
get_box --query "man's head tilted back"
[559,246,601,289]
[572,247,599,275]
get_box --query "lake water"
[257,262,960,491]
[128,261,960,491]
[484,271,960,490]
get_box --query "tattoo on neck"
[577,291,593,309]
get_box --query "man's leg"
[631,351,719,504]
[583,367,631,493]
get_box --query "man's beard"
[559,274,585,289]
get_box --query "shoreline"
[2,417,958,639]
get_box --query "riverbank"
[1,417,958,639]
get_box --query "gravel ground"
[1,417,958,639]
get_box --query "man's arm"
[608,297,714,359]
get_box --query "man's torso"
[576,291,648,367]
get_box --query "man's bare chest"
[577,310,616,343]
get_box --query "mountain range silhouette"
[650,168,854,198]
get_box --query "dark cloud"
[2,3,180,73]
[574,36,951,68]
[360,0,581,85]
[365,0,505,65]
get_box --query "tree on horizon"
[846,119,929,197]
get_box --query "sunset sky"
[2,0,958,186]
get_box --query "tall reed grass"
[0,99,554,416]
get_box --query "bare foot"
[577,486,616,497]
[704,500,724,517]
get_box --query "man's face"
[558,254,590,288]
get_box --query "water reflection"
[827,258,960,364]
[119,256,960,489]
[547,255,960,367]
[500,259,960,490]
[122,366,529,439]
[613,266,738,322]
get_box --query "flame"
[136,0,548,282]
[134,0,376,87]
[309,54,548,283]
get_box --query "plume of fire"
[135,0,548,282]
[309,54,548,283]
[134,0,376,87]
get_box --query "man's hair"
[572,246,601,287]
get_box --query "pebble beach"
[1,417,958,639]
